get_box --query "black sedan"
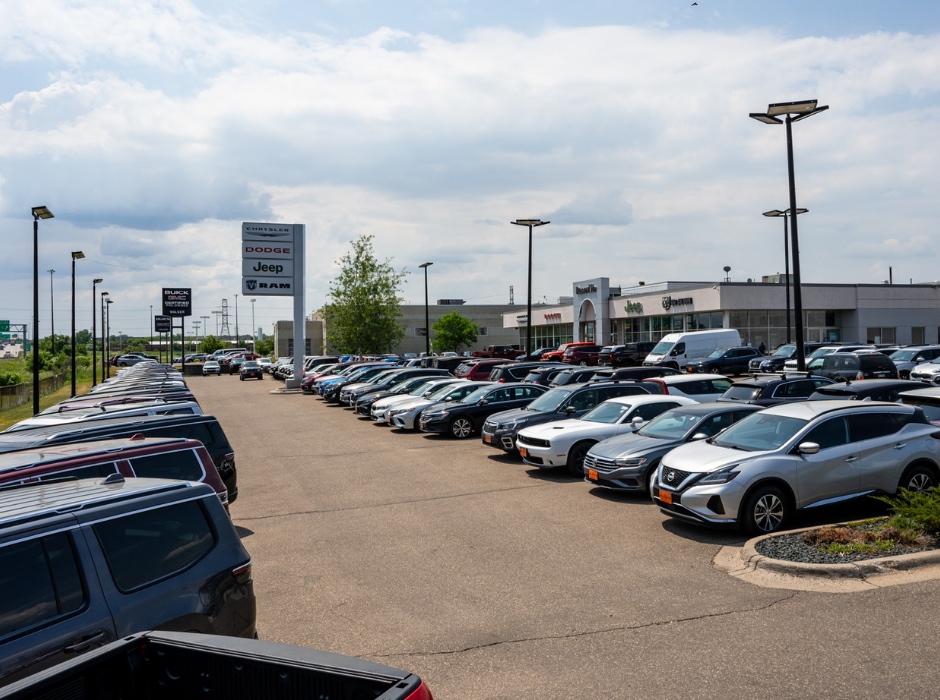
[684,347,763,376]
[419,384,548,439]
[717,374,834,406]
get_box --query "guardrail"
[0,373,67,411]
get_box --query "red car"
[561,344,603,366]
[455,359,511,380]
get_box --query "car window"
[94,500,216,592]
[128,449,205,481]
[37,463,119,481]
[486,388,513,403]
[672,343,686,356]
[802,417,851,450]
[0,532,84,638]
[708,379,733,392]
[721,385,761,402]
[774,380,815,399]
[671,380,710,395]
[601,386,647,401]
[848,413,908,441]
[568,389,599,412]
[638,411,704,439]
[712,413,808,452]
[699,411,736,436]
[631,402,678,422]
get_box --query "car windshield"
[242,362,258,368]
[719,386,761,402]
[581,401,633,424]
[525,387,575,413]
[638,411,704,440]
[807,348,836,359]
[711,412,808,452]
[426,383,458,399]
[459,387,494,404]
[650,340,674,355]
[205,361,219,367]
[707,348,727,359]
[772,345,796,358]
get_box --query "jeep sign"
[242,258,293,278]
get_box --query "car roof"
[814,379,921,393]
[603,394,693,406]
[658,373,727,383]
[0,436,198,473]
[761,399,912,419]
[664,401,763,416]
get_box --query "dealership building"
[501,277,940,351]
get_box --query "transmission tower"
[220,298,231,338]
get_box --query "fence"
[0,373,67,411]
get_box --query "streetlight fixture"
[99,292,108,383]
[92,278,103,387]
[47,269,55,354]
[750,99,828,371]
[418,263,433,356]
[510,219,550,360]
[763,208,808,344]
[70,251,84,397]
[31,206,53,416]
[249,300,256,353]
[105,298,113,379]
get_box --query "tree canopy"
[323,235,408,354]
[432,312,479,354]
[199,335,227,354]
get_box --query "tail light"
[232,561,252,586]
[856,372,864,381]
[647,378,668,394]
[403,680,435,700]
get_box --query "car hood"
[519,418,629,441]
[587,431,677,459]
[913,362,940,374]
[486,407,559,427]
[374,394,420,410]
[660,439,766,475]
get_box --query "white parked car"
[648,373,733,402]
[515,394,697,475]
[387,381,491,430]
[370,378,463,422]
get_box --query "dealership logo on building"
[662,296,693,311]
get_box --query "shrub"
[877,487,940,536]
[0,371,22,387]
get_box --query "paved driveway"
[192,376,940,699]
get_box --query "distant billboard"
[162,288,192,317]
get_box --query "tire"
[741,485,790,535]
[567,442,592,476]
[646,462,661,497]
[449,417,474,439]
[899,464,938,493]
[579,360,588,366]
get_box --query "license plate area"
[658,490,674,505]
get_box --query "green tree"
[255,338,274,357]
[431,312,479,354]
[323,235,408,354]
[200,335,227,354]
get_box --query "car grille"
[583,454,616,472]
[517,435,550,448]
[659,466,694,490]
[482,421,497,434]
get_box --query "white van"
[642,329,742,371]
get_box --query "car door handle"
[844,455,859,463]
[64,630,107,654]
[894,443,907,449]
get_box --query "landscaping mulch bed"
[754,519,938,565]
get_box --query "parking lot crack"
[234,483,554,522]
[369,592,799,659]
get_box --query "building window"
[867,327,896,344]
[912,327,925,344]
[478,327,488,336]
[415,328,427,337]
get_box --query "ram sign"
[241,222,301,296]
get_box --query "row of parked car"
[292,349,940,538]
[0,360,257,686]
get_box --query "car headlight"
[389,408,408,416]
[697,465,740,485]
[614,456,647,467]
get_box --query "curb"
[740,523,940,579]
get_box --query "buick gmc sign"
[162,288,192,317]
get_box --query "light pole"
[70,251,84,397]
[31,206,53,416]
[510,219,550,360]
[249,300,256,353]
[213,310,221,335]
[201,315,210,340]
[99,292,108,383]
[418,263,432,356]
[92,278,103,387]
[149,304,153,355]
[763,208,808,345]
[193,321,201,351]
[234,294,239,345]
[47,269,55,355]
[105,298,113,379]
[751,99,828,371]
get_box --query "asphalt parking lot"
[192,374,940,699]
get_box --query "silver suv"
[655,401,940,534]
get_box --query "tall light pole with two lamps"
[70,251,84,397]
[418,263,432,356]
[762,208,807,345]
[31,206,54,415]
[92,278,103,387]
[105,298,114,379]
[750,99,828,371]
[99,292,109,383]
[510,219,550,360]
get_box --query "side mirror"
[479,399,489,406]
[797,441,820,455]
[564,405,577,414]
[690,432,709,441]
[631,416,645,426]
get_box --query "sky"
[2,1,940,339]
